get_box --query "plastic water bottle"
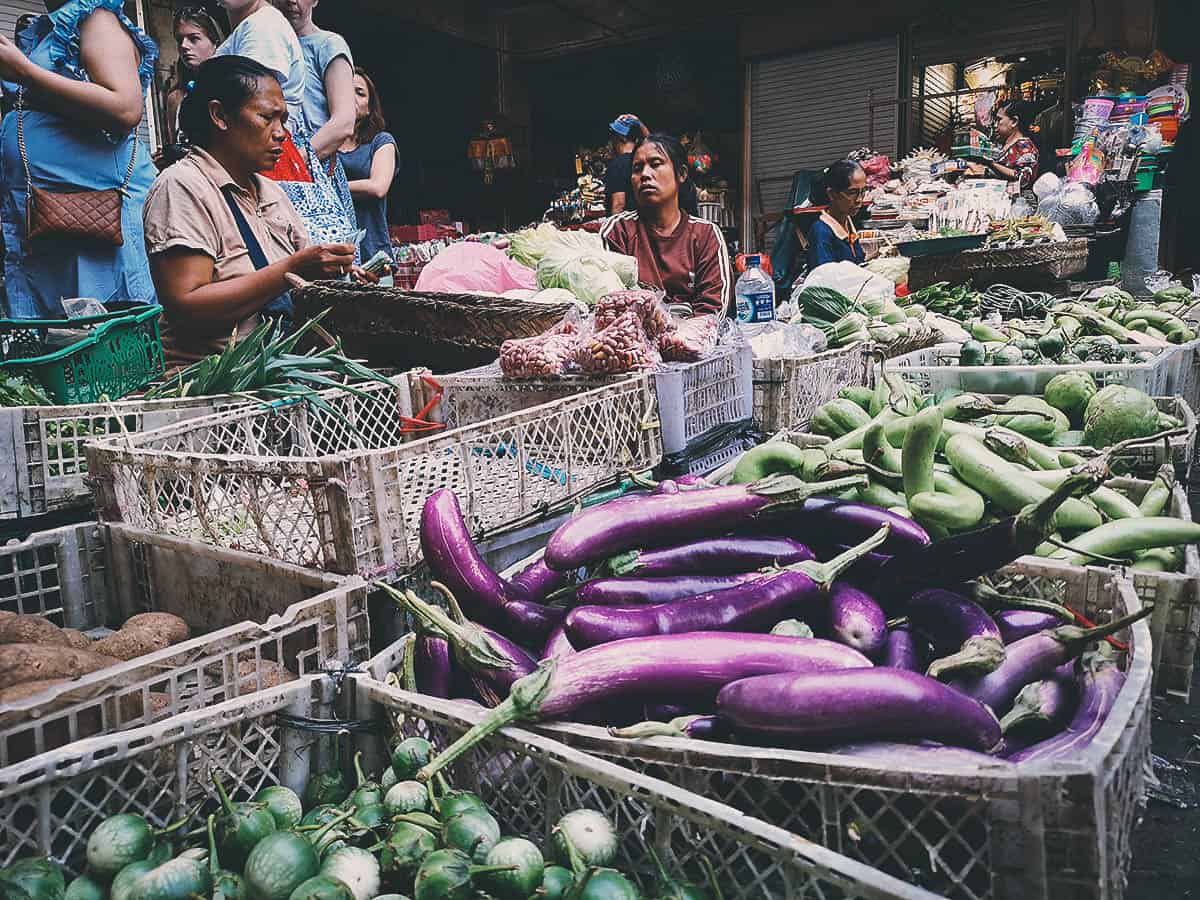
[735,255,776,323]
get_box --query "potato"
[121,613,190,645]
[61,628,92,650]
[93,629,173,662]
[0,644,121,687]
[236,659,296,691]
[0,615,69,646]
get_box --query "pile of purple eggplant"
[390,469,1149,784]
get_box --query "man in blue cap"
[604,113,649,214]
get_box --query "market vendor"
[806,160,867,270]
[143,55,368,367]
[966,100,1040,191]
[601,132,731,315]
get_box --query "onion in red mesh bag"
[595,289,672,339]
[499,318,581,378]
[576,309,660,375]
[659,313,720,362]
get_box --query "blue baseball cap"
[609,116,641,137]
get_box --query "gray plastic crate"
[0,395,241,521]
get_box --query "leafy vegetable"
[0,372,53,407]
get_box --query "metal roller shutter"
[749,37,900,223]
[0,0,44,40]
[912,1,1069,67]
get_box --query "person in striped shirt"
[600,132,731,316]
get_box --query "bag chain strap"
[17,88,138,197]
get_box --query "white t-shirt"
[216,6,307,134]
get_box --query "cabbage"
[508,225,638,302]
[536,245,637,307]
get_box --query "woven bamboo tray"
[907,238,1090,291]
[0,675,943,900]
[291,280,577,353]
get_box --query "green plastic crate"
[0,307,164,404]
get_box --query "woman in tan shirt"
[143,54,361,365]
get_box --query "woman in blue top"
[0,0,158,317]
[338,67,396,263]
[806,159,867,272]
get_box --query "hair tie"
[184,80,196,95]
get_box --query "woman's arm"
[309,56,355,160]
[151,243,355,329]
[347,139,396,199]
[0,10,143,133]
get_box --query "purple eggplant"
[541,626,577,661]
[414,634,453,698]
[948,608,1149,715]
[606,536,815,578]
[909,589,1006,681]
[827,582,887,657]
[609,714,727,741]
[420,489,565,642]
[575,573,759,607]
[387,585,538,707]
[757,497,931,556]
[507,558,572,604]
[715,669,1002,752]
[873,472,1103,604]
[564,527,891,649]
[999,664,1078,741]
[1008,648,1125,764]
[995,610,1065,645]
[881,625,925,672]
[544,474,864,570]
[415,631,872,781]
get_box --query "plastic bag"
[536,243,638,306]
[576,309,659,375]
[595,289,672,339]
[1032,172,1060,200]
[499,316,582,379]
[659,313,721,362]
[742,321,826,360]
[801,262,895,312]
[414,242,537,293]
[1038,182,1101,226]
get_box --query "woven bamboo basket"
[908,239,1090,291]
[291,280,577,354]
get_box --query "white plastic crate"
[753,342,873,435]
[85,378,661,580]
[0,675,943,900]
[429,343,753,456]
[0,523,371,768]
[655,343,754,453]
[0,395,243,521]
[886,341,1180,396]
[368,546,1150,900]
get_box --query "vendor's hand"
[289,243,357,280]
[349,266,379,285]
[0,35,32,84]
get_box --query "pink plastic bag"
[414,242,537,293]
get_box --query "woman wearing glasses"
[806,159,868,271]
